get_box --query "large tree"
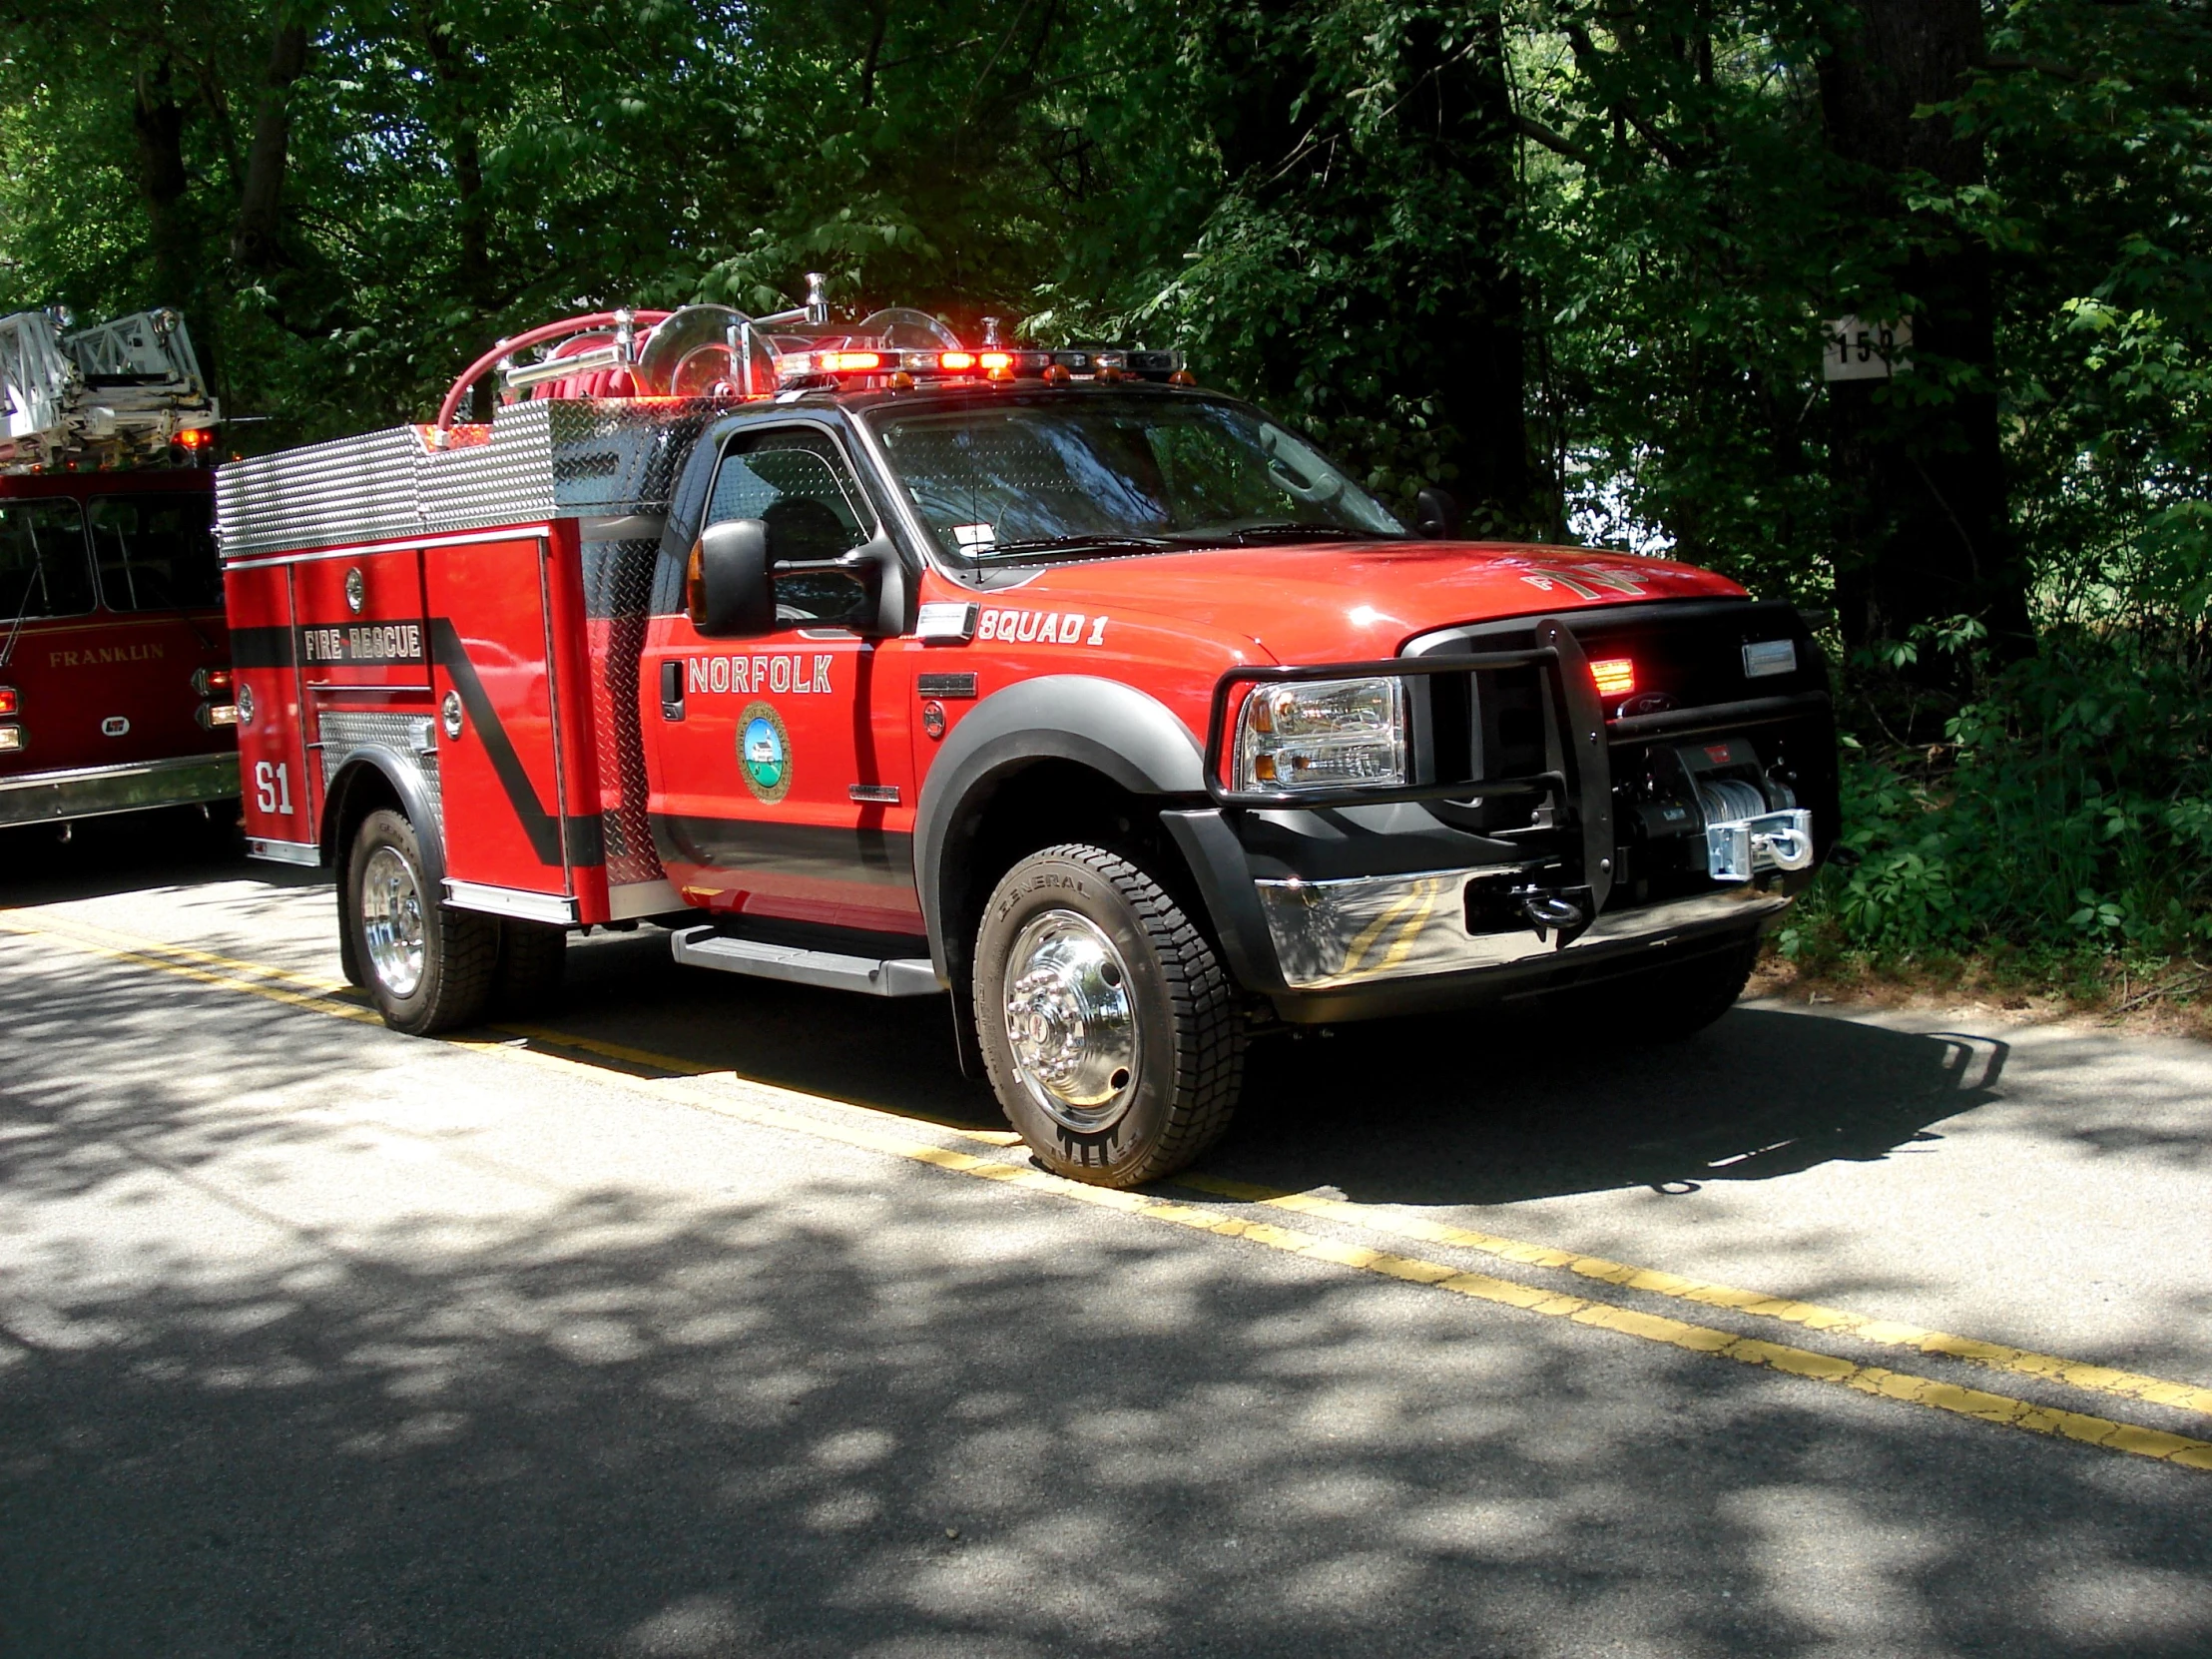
[1819,0,2035,697]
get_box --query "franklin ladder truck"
[0,306,237,833]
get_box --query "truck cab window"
[0,498,94,619]
[707,428,876,628]
[88,494,222,612]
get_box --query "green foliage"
[2,0,2208,967]
[1801,635,2212,959]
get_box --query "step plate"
[670,926,941,997]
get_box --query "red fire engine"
[0,306,233,833]
[220,283,1837,1186]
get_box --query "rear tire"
[491,919,568,1019]
[345,809,498,1034]
[974,843,1244,1188]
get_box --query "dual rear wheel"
[343,809,566,1034]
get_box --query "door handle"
[659,659,684,721]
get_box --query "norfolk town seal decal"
[739,702,792,804]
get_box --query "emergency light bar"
[434,288,1196,435]
[776,345,1187,386]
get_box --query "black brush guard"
[1202,613,1838,946]
[1204,617,1617,938]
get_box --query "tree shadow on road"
[551,930,2008,1214]
[0,1025,2203,1659]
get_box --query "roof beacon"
[430,288,1189,434]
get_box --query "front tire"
[1590,937,1760,1042]
[974,843,1244,1188]
[346,809,498,1034]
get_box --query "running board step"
[670,925,942,997]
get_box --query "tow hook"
[1519,889,1587,944]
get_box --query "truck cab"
[222,296,1837,1187]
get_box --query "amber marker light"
[1590,658,1636,697]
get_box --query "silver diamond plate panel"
[316,711,442,833]
[220,398,727,559]
[218,425,429,560]
[422,399,725,536]
[581,533,663,886]
[418,401,556,532]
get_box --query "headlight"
[1236,677,1405,791]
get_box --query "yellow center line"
[4,908,2209,1474]
[1172,1175,2212,1423]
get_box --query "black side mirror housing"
[687,519,777,637]
[1414,486,1463,541]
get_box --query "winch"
[1629,736,1815,884]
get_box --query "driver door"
[643,423,918,934]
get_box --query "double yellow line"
[5,907,2209,1474]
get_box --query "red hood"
[996,540,1745,663]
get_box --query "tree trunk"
[1388,9,1534,535]
[132,58,197,310]
[1820,0,2032,711]
[232,9,311,275]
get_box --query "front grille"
[1402,597,1837,896]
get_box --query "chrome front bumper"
[0,753,239,828]
[1254,864,1791,991]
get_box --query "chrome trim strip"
[0,753,237,827]
[442,878,577,925]
[1254,864,1790,990]
[247,835,322,866]
[222,526,557,571]
[607,878,682,920]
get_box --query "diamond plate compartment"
[316,710,442,833]
[581,534,665,887]
[217,426,428,560]
[423,398,726,536]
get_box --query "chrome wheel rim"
[360,844,426,999]
[1002,908,1140,1133]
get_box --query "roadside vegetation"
[2,0,2205,1000]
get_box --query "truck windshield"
[867,395,1406,564]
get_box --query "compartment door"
[424,534,578,912]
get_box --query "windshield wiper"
[977,534,1180,562]
[1174,523,1399,547]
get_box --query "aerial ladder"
[0,306,220,472]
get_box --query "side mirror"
[1414,486,1463,541]
[687,519,777,637]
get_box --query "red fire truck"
[1,306,233,833]
[220,287,1837,1186]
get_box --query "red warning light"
[1590,658,1636,697]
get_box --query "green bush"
[1795,636,2212,962]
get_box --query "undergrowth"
[1776,630,2212,1006]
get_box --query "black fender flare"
[913,674,1206,980]
[321,749,449,990]
[321,749,448,892]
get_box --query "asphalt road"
[3,811,2209,1658]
